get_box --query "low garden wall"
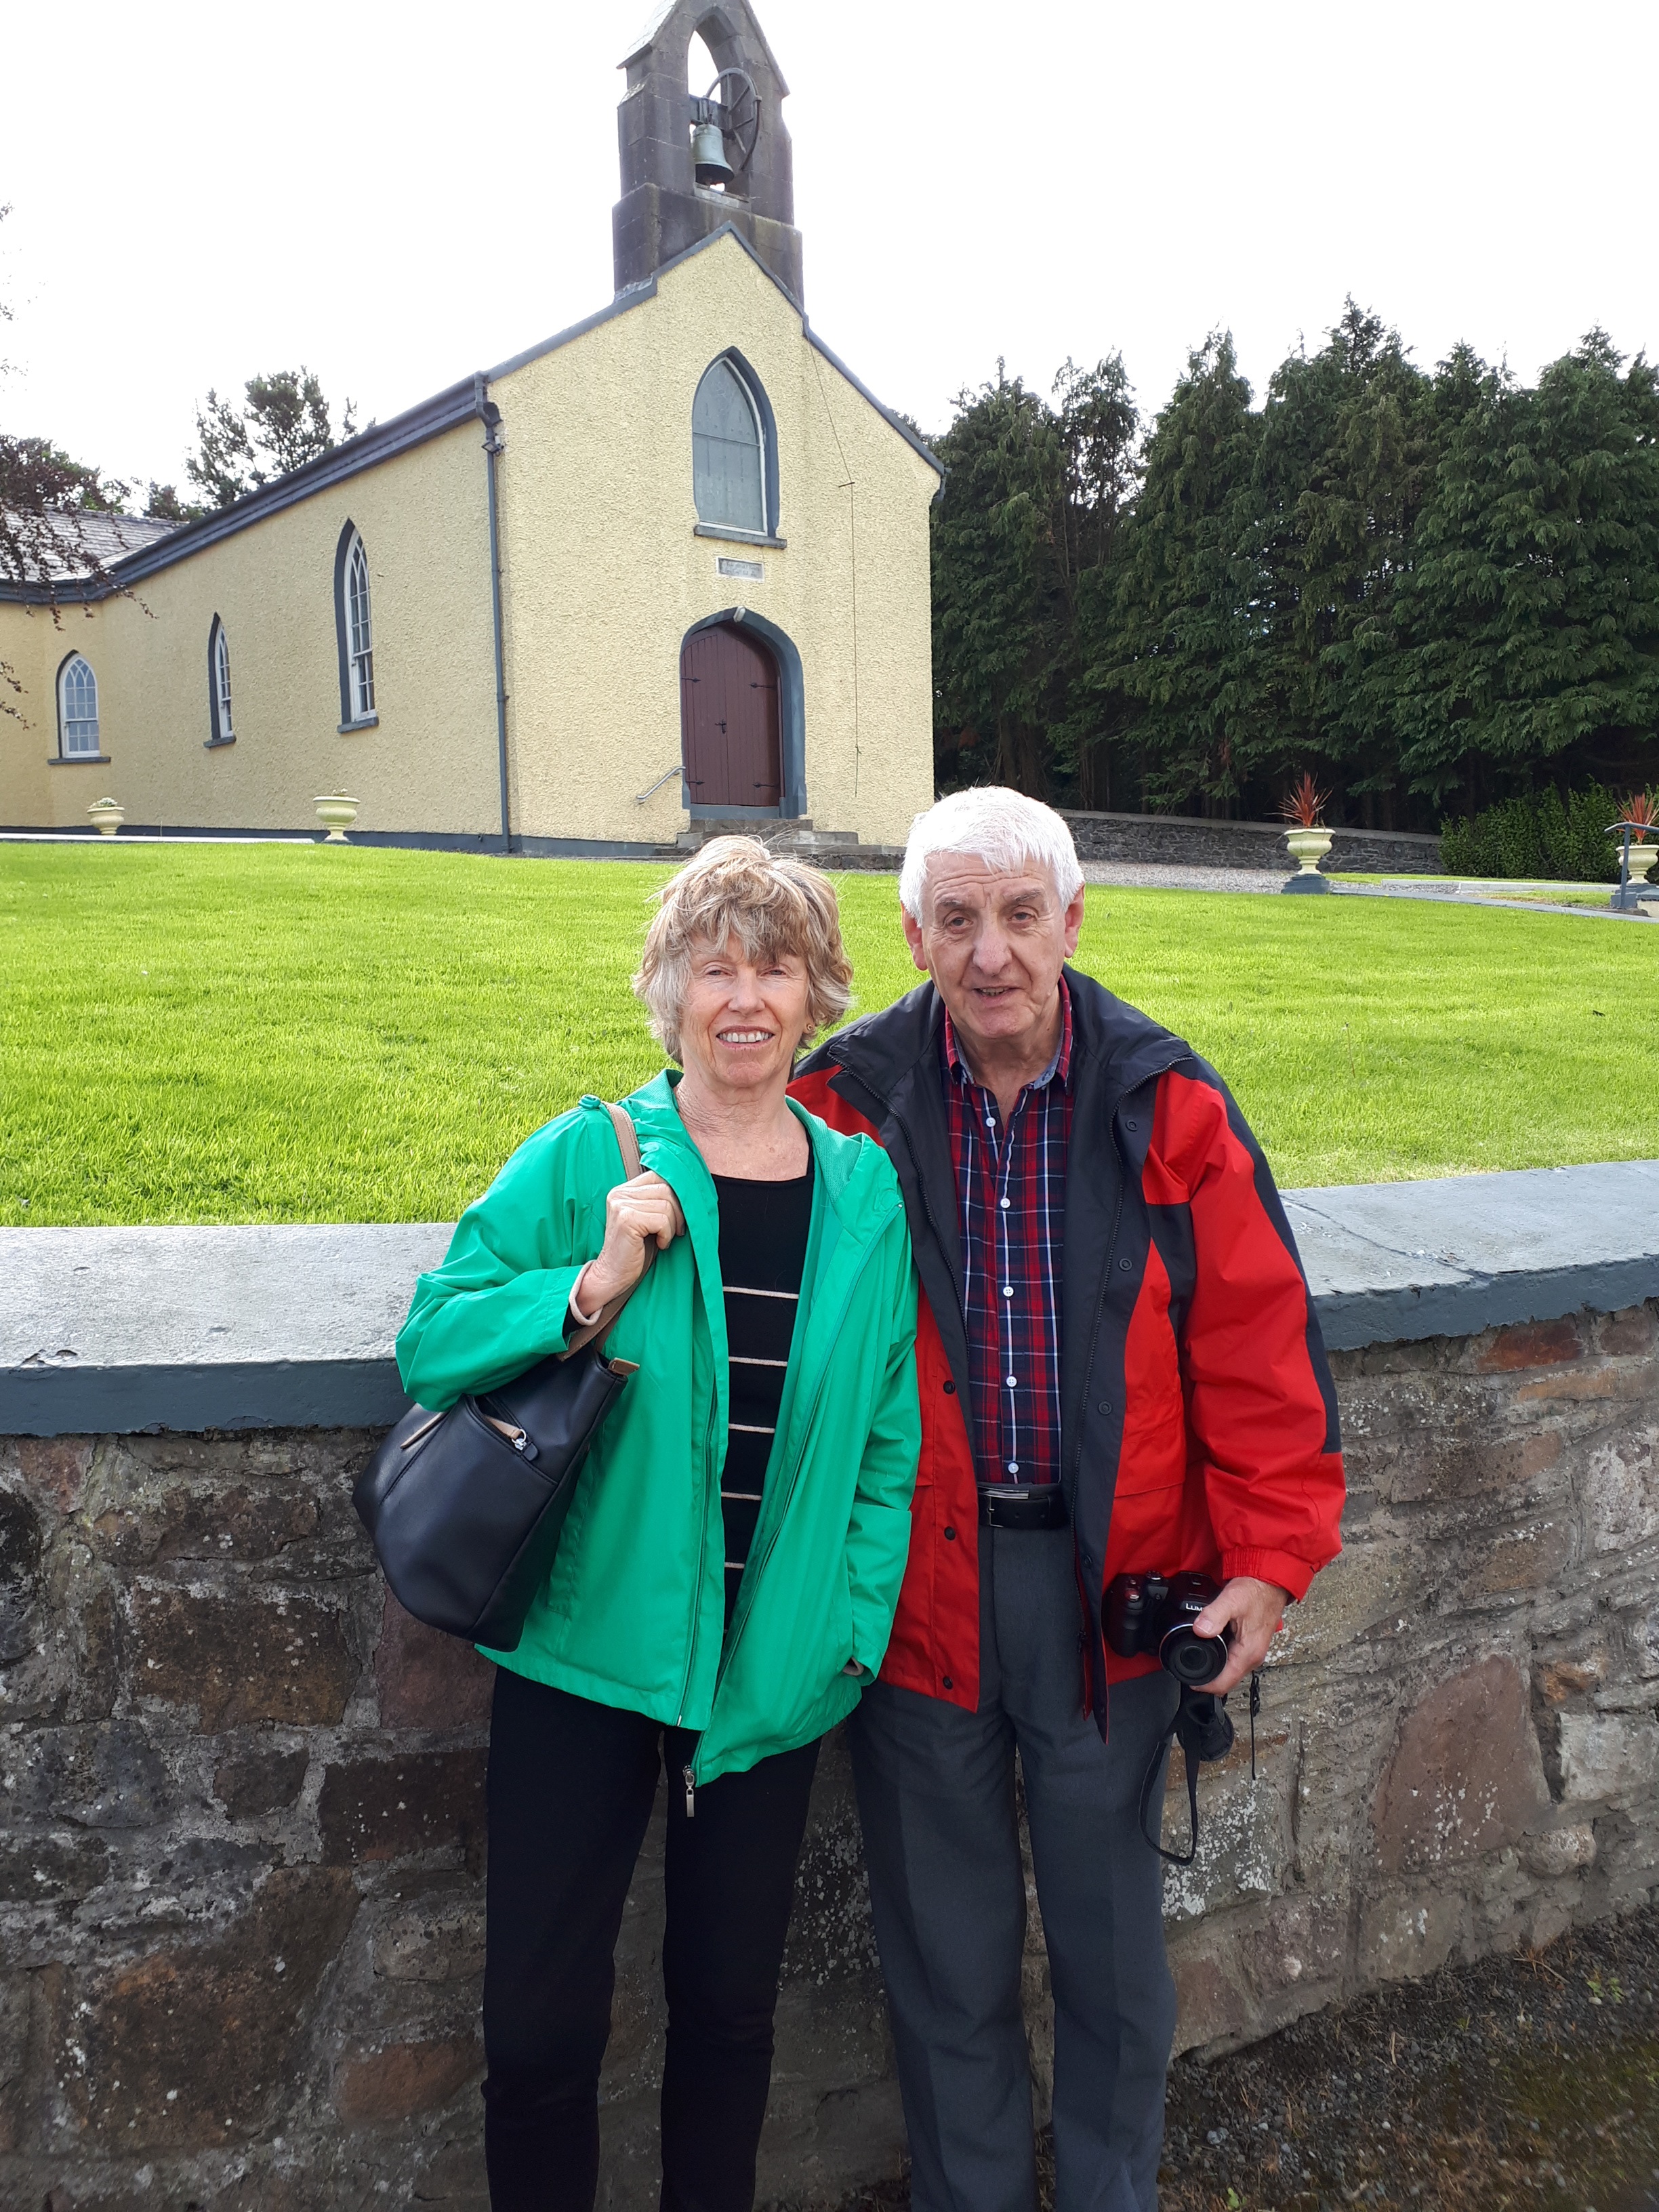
[1059,808,1444,875]
[2,1164,1656,2211]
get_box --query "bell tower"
[612,1,804,306]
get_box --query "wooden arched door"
[680,623,782,811]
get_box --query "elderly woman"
[394,838,919,2212]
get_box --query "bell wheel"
[706,68,760,172]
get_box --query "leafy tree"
[186,367,358,509]
[1094,334,1265,813]
[1049,356,1139,807]
[144,481,203,523]
[0,207,131,721]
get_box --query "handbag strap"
[562,1101,685,1358]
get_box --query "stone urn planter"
[87,798,125,838]
[1628,841,1658,884]
[1283,826,1334,892]
[314,795,359,843]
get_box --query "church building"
[0,1,941,855]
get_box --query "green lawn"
[1,842,1653,1225]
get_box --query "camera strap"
[1137,1673,1262,1864]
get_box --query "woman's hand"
[573,1172,684,1317]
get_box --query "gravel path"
[1081,862,1292,894]
[1158,1906,1659,2209]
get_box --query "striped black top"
[714,1162,813,1622]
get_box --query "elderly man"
[791,790,1345,2212]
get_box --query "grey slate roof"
[14,510,182,583]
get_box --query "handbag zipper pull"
[682,1763,697,1818]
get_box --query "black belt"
[978,1483,1068,1531]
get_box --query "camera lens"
[1161,1627,1228,1686]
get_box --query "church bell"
[691,119,735,186]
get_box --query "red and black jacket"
[791,968,1345,1733]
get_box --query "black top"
[714,1162,814,1622]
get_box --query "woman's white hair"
[899,787,1084,919]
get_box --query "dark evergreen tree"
[1388,331,1659,809]
[1252,304,1436,822]
[1093,335,1265,813]
[929,366,1069,796]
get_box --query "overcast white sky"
[2,0,1654,495]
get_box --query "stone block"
[0,1485,44,1664]
[1473,1515,1576,1594]
[73,1866,357,2151]
[1520,1822,1597,1878]
[1584,1431,1659,1553]
[1372,1657,1549,1872]
[372,1901,486,1984]
[374,1595,494,1732]
[1161,1729,1293,1923]
[213,1744,311,1818]
[1169,1940,1252,2052]
[6,1720,170,1829]
[0,1829,110,1902]
[0,1975,29,2155]
[1357,1883,1465,1983]
[1273,1538,1418,1662]
[1600,1305,1658,1356]
[1473,1317,1585,1372]
[130,1584,358,1730]
[1554,1711,1659,1807]
[318,1750,488,1868]
[14,1435,93,1514]
[91,1479,320,1567]
[337,2034,480,2121]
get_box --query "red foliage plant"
[1616,790,1658,830]
[1277,773,1330,830]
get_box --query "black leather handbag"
[354,1103,678,1651]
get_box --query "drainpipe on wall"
[474,373,511,853]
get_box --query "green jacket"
[394,1073,920,1784]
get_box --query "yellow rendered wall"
[0,426,499,838]
[491,231,939,850]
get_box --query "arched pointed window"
[58,653,101,756]
[207,617,235,745]
[333,523,377,728]
[692,354,776,537]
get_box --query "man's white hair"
[899,787,1085,919]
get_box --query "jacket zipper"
[676,1388,720,1727]
[691,1202,900,1788]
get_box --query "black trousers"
[481,1667,821,2212]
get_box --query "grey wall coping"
[3,1164,1656,1435]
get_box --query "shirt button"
[1002,1284,1013,1298]
[985,1115,996,1128]
[1007,1460,1019,1474]
[1000,1197,1010,1210]
[1006,1375,1017,1388]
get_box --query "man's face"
[902,854,1085,1061]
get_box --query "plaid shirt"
[942,981,1073,1488]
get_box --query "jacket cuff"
[1221,1547,1315,1603]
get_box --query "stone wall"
[4,1304,1656,2210]
[3,1170,1656,2210]
[1060,808,1444,876]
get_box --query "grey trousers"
[848,1525,1180,2212]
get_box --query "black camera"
[1103,1571,1231,1686]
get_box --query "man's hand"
[1192,1576,1290,1698]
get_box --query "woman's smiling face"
[676,933,814,1100]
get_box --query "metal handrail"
[634,764,684,806]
